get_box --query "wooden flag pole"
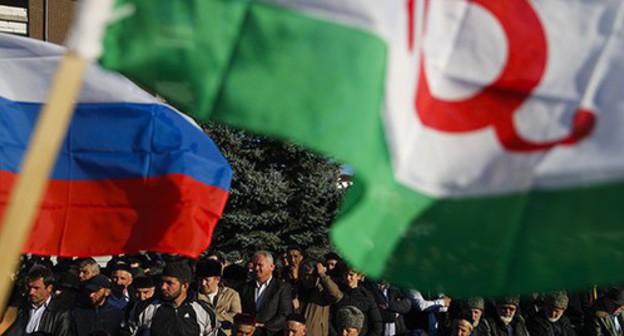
[0,52,86,315]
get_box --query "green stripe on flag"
[384,181,624,296]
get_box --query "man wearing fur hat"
[463,297,492,336]
[487,296,529,336]
[527,292,576,336]
[337,306,365,336]
[585,287,624,336]
[197,258,242,333]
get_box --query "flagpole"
[0,0,115,315]
[0,52,87,315]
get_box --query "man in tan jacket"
[297,259,343,336]
[197,258,243,334]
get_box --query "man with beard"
[72,275,124,336]
[527,291,576,336]
[297,259,343,336]
[132,276,156,303]
[585,287,624,336]
[127,261,221,335]
[464,297,492,336]
[4,265,76,336]
[108,264,134,311]
[487,297,529,336]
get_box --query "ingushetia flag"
[0,33,232,258]
[98,0,624,296]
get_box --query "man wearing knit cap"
[487,296,529,336]
[527,291,576,336]
[132,276,156,303]
[337,306,365,336]
[126,261,221,336]
[463,297,492,336]
[197,258,242,333]
[284,313,307,336]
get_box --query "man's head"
[26,265,54,307]
[450,314,474,336]
[324,252,341,271]
[133,276,156,302]
[286,245,305,269]
[233,313,256,336]
[496,296,520,325]
[252,251,275,283]
[299,259,320,290]
[336,306,364,336]
[197,259,222,295]
[465,297,485,326]
[78,258,101,282]
[336,262,362,289]
[85,275,112,307]
[605,287,624,314]
[285,313,307,336]
[161,261,192,303]
[111,264,133,295]
[543,291,568,323]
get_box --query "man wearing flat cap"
[127,261,221,336]
[197,258,242,333]
[72,275,124,336]
[336,306,365,336]
[527,291,576,336]
[585,287,624,336]
[487,296,529,336]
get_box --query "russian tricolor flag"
[0,33,232,257]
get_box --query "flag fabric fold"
[0,33,232,257]
[100,0,624,296]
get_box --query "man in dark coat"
[585,287,624,336]
[330,263,382,336]
[487,296,529,336]
[239,251,293,336]
[364,281,411,336]
[72,275,124,336]
[5,265,76,336]
[527,291,576,336]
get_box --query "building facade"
[0,0,75,44]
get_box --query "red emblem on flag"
[410,0,596,152]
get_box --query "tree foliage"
[204,123,344,261]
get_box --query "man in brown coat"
[297,259,343,336]
[197,258,243,333]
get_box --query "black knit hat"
[287,313,307,325]
[133,276,155,289]
[196,259,222,278]
[162,261,192,284]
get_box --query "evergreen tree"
[204,123,344,261]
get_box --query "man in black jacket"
[127,261,221,336]
[487,297,529,336]
[527,291,576,336]
[330,263,382,336]
[72,275,124,336]
[4,265,76,336]
[240,251,293,336]
[365,281,411,336]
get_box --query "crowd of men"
[1,246,623,336]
